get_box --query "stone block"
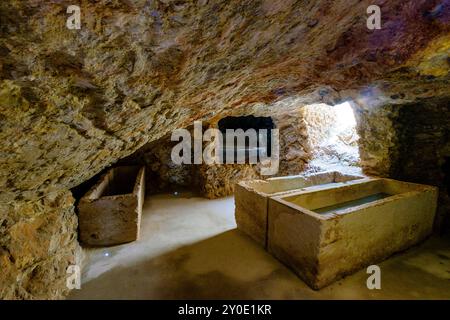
[234,171,364,248]
[268,178,438,289]
[78,166,145,246]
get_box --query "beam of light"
[334,101,357,130]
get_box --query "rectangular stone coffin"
[268,178,438,289]
[234,171,364,248]
[78,166,145,246]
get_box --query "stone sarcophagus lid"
[234,171,365,248]
[78,166,145,246]
[268,178,438,289]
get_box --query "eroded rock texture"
[395,98,450,231]
[0,0,449,298]
[0,191,81,299]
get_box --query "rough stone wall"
[2,0,447,202]
[352,93,450,232]
[121,106,315,198]
[394,98,450,232]
[273,110,310,176]
[195,109,318,197]
[120,120,263,198]
[197,164,261,199]
[353,102,401,176]
[300,104,336,152]
[118,134,195,194]
[0,191,81,299]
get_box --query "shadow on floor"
[69,230,450,300]
[70,229,312,299]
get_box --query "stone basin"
[234,171,365,248]
[268,178,438,289]
[78,166,145,246]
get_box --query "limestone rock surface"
[0,0,449,298]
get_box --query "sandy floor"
[69,191,450,300]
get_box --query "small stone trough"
[78,166,145,246]
[234,171,364,248]
[268,178,438,289]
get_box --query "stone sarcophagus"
[78,166,145,246]
[268,178,438,289]
[234,171,364,248]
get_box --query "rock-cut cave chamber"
[0,0,449,300]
